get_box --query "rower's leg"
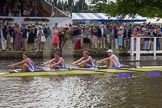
[102,61,109,67]
[84,63,91,68]
[22,63,30,72]
[108,59,115,68]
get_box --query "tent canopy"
[72,13,146,22]
[72,13,115,20]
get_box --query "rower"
[7,53,35,72]
[43,52,65,69]
[96,49,121,68]
[72,51,94,68]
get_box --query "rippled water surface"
[0,75,162,108]
[0,56,162,108]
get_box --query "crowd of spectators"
[0,21,162,51]
[0,0,41,17]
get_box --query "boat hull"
[0,66,162,77]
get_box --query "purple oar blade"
[147,70,161,77]
[118,72,132,78]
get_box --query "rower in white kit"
[96,49,121,68]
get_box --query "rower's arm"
[79,56,91,65]
[8,59,27,67]
[52,58,63,66]
[72,57,83,65]
[43,59,54,65]
[97,57,110,63]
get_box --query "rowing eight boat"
[0,66,162,77]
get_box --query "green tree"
[73,0,88,12]
[102,0,162,18]
[51,0,89,13]
[89,0,108,13]
[64,1,68,11]
[57,0,62,10]
[52,0,58,6]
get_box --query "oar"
[70,64,133,74]
[94,64,151,78]
[117,66,162,77]
[67,67,105,72]
[68,64,128,74]
[0,66,20,74]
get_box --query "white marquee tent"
[72,13,146,24]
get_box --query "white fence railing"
[130,37,162,60]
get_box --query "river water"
[0,56,162,108]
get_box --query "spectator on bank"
[27,26,36,50]
[83,26,91,49]
[72,25,81,49]
[68,24,73,48]
[62,26,71,49]
[45,26,52,50]
[149,28,155,50]
[4,22,11,50]
[110,25,118,49]
[21,23,28,50]
[105,24,111,49]
[52,26,60,50]
[14,25,22,50]
[123,25,132,49]
[153,28,161,50]
[37,26,45,50]
[98,22,106,49]
[109,25,114,49]
[90,25,98,48]
[117,26,124,49]
[58,28,65,49]
[7,26,14,50]
[42,23,47,37]
[131,27,138,50]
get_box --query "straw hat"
[27,24,33,27]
